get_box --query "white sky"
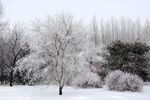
[1,0,150,24]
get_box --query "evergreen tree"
[106,40,150,81]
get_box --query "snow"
[0,85,150,100]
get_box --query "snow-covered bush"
[105,70,143,92]
[118,73,143,92]
[72,72,102,88]
[105,70,124,90]
[16,53,46,85]
[14,68,34,85]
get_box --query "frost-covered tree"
[3,24,26,86]
[81,44,108,80]
[91,18,150,45]
[31,13,86,95]
[0,0,9,85]
[88,16,100,46]
[86,18,109,80]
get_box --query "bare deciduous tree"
[3,24,26,86]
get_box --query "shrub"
[89,62,109,81]
[14,68,34,85]
[72,72,102,88]
[105,70,143,92]
[105,70,124,90]
[118,73,143,92]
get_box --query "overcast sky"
[1,0,150,24]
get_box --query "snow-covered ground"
[0,85,150,100]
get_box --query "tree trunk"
[10,69,14,87]
[1,67,4,85]
[59,86,63,95]
[23,81,26,85]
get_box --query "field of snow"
[0,85,150,100]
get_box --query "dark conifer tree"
[106,40,150,81]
